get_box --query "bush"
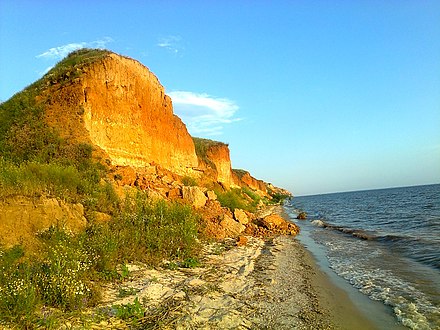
[0,246,39,327]
[108,192,201,265]
[35,227,96,310]
[215,188,256,212]
[181,175,198,187]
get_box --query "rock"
[234,209,249,225]
[167,187,182,199]
[92,211,112,223]
[0,197,87,249]
[182,186,208,208]
[297,212,307,220]
[220,215,245,237]
[236,236,248,246]
[206,190,217,201]
[261,214,288,231]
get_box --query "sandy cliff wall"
[233,170,268,196]
[204,143,235,187]
[43,53,198,174]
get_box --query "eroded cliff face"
[43,53,198,174]
[204,143,235,188]
[234,171,268,195]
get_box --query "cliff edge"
[41,49,198,174]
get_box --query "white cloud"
[169,91,240,136]
[157,35,182,54]
[36,37,113,60]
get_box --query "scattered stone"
[220,214,245,237]
[297,212,307,220]
[206,190,217,200]
[167,187,182,199]
[236,235,248,246]
[182,186,208,208]
[234,208,249,225]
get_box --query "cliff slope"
[41,49,198,174]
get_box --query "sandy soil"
[85,223,377,329]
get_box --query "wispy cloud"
[157,35,183,54]
[36,37,113,60]
[169,91,240,136]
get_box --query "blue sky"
[1,1,439,195]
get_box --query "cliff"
[41,50,198,174]
[193,138,235,188]
[0,48,293,247]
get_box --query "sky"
[1,1,439,195]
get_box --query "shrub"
[108,192,201,265]
[35,226,95,311]
[181,175,198,187]
[215,188,258,212]
[0,246,39,327]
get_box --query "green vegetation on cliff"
[0,49,109,165]
[0,50,202,328]
[0,192,200,328]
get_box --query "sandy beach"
[85,206,377,329]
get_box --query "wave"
[312,220,440,269]
[311,220,376,240]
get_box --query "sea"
[285,184,440,330]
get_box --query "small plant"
[112,297,144,321]
[215,188,255,212]
[0,246,39,328]
[181,175,197,187]
[181,257,201,269]
[119,263,130,280]
[117,286,139,298]
[165,261,179,270]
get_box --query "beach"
[88,206,377,329]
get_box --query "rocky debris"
[236,235,248,246]
[261,214,289,230]
[206,190,217,200]
[234,208,249,225]
[182,186,208,208]
[244,213,300,237]
[297,212,307,220]
[220,214,246,237]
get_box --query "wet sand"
[256,235,378,329]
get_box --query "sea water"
[285,184,440,329]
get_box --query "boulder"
[220,214,245,237]
[260,214,288,231]
[206,190,217,201]
[236,236,248,246]
[234,208,249,225]
[297,212,307,220]
[182,186,208,208]
[167,187,182,199]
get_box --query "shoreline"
[76,205,380,329]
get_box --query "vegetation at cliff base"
[0,192,201,328]
[215,187,261,212]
